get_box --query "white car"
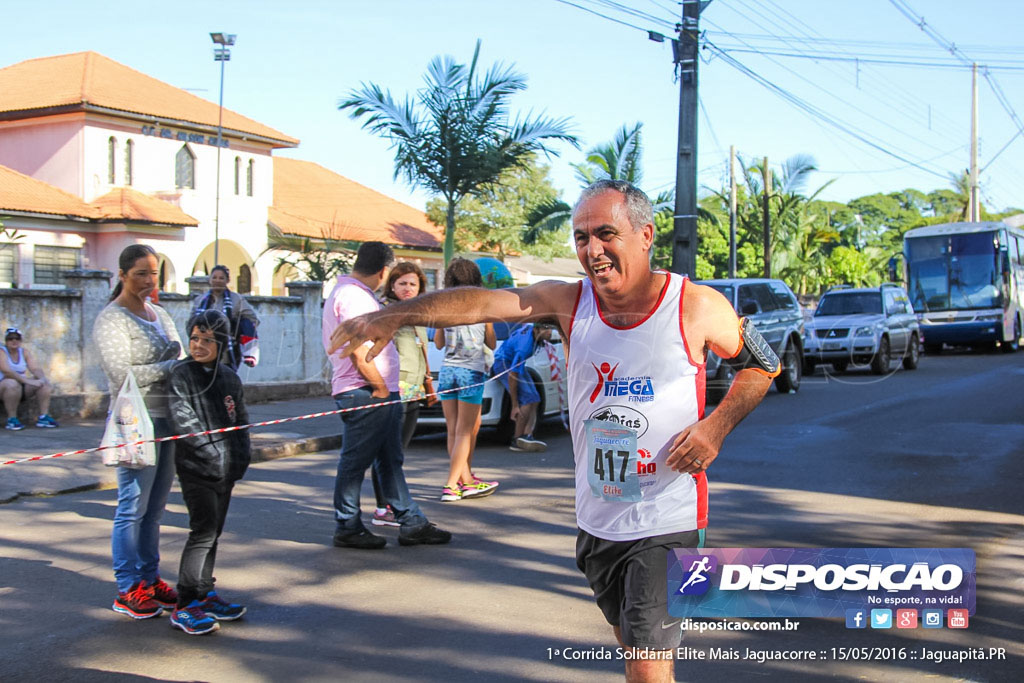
[417,323,567,440]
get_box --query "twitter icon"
[870,609,892,629]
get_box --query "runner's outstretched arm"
[328,280,578,361]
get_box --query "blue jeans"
[333,388,427,532]
[112,417,176,593]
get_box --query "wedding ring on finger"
[693,458,703,469]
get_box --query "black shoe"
[398,523,452,546]
[333,528,387,549]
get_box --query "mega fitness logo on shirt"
[589,362,655,404]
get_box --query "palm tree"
[524,122,672,245]
[572,122,644,186]
[339,40,577,265]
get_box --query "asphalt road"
[0,348,1021,681]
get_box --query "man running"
[330,181,778,681]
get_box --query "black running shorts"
[576,528,704,650]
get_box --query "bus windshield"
[906,232,1001,312]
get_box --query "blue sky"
[4,0,1023,214]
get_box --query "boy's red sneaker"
[112,582,162,619]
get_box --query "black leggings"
[176,474,234,606]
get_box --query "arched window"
[246,159,254,197]
[124,140,134,186]
[175,145,195,189]
[107,137,116,184]
[237,264,252,294]
[234,156,241,195]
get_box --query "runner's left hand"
[664,420,725,474]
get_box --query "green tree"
[426,156,572,260]
[823,245,875,288]
[339,40,577,266]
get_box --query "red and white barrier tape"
[0,367,513,467]
[542,341,569,429]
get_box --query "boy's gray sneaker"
[398,523,452,546]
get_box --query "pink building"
[0,51,443,294]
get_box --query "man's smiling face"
[573,190,653,298]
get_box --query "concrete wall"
[0,270,327,418]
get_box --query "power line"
[703,15,960,156]
[719,0,963,140]
[593,0,676,28]
[889,0,1024,144]
[703,40,949,180]
[706,31,1024,58]
[707,47,1024,72]
[550,0,649,32]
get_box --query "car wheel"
[924,342,942,355]
[830,361,848,374]
[902,334,920,370]
[774,340,801,393]
[871,336,891,374]
[706,362,735,405]
[1000,317,1020,353]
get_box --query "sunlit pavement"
[1,349,1022,681]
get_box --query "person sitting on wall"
[191,265,260,371]
[1,326,58,430]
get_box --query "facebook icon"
[845,609,867,629]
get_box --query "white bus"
[902,221,1024,353]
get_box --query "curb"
[251,434,343,464]
[0,432,343,505]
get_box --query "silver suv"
[803,284,920,374]
[700,278,805,403]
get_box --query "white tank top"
[568,273,708,541]
[2,346,27,377]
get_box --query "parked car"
[417,323,567,440]
[803,283,920,374]
[699,278,805,403]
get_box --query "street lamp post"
[210,32,236,268]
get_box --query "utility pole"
[762,156,772,278]
[671,0,702,277]
[729,145,737,278]
[969,62,980,222]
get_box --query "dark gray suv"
[699,278,805,403]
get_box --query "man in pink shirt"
[322,242,451,549]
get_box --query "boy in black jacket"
[167,310,251,635]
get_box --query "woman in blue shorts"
[434,259,497,502]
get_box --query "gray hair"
[572,180,654,231]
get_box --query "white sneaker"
[514,435,547,452]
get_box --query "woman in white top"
[434,258,497,502]
[93,244,182,620]
[1,326,56,430]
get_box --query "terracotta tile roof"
[0,51,298,147]
[0,163,96,219]
[271,158,442,248]
[91,188,198,226]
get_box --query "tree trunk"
[444,200,456,268]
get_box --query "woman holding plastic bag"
[94,244,182,620]
[190,265,259,370]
